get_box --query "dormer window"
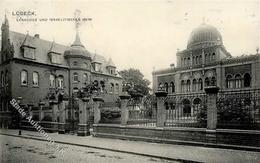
[50,53,61,64]
[22,47,35,59]
[94,63,101,72]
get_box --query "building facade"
[152,23,260,116]
[0,15,123,128]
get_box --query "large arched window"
[198,78,203,90]
[50,74,55,87]
[170,82,175,93]
[192,79,197,92]
[235,74,242,88]
[244,73,251,87]
[73,72,78,82]
[21,70,28,86]
[164,82,168,92]
[187,80,191,92]
[226,75,233,89]
[205,77,210,87]
[32,72,39,86]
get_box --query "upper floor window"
[94,63,101,72]
[73,61,78,66]
[115,83,119,94]
[244,73,251,87]
[32,72,39,86]
[100,81,105,92]
[205,77,210,87]
[21,70,28,86]
[57,75,64,89]
[73,72,79,82]
[83,73,88,84]
[198,78,203,90]
[83,62,89,69]
[110,83,114,93]
[226,75,233,89]
[51,53,61,64]
[170,82,175,93]
[50,74,55,87]
[235,74,242,88]
[164,82,168,92]
[187,80,191,92]
[23,47,35,59]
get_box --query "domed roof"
[187,23,222,49]
[64,32,91,59]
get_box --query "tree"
[119,68,151,96]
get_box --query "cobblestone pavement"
[0,135,179,163]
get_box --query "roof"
[8,30,121,77]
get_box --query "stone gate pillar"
[119,92,131,126]
[155,90,168,127]
[77,97,90,136]
[93,96,104,124]
[27,103,33,118]
[205,86,219,130]
[58,97,69,134]
[50,100,58,122]
[38,101,45,121]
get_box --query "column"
[205,86,219,130]
[155,90,168,127]
[119,92,131,126]
[38,101,45,121]
[50,100,58,132]
[58,97,69,134]
[77,97,90,136]
[27,103,33,118]
[93,96,104,124]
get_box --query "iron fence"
[164,93,207,128]
[217,89,260,130]
[127,96,157,127]
[99,102,121,124]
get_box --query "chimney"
[34,34,40,38]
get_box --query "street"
[0,135,179,163]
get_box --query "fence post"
[155,90,168,127]
[27,103,33,117]
[93,96,104,124]
[58,97,69,134]
[49,100,58,132]
[38,101,45,121]
[119,92,131,126]
[205,86,219,130]
[77,97,90,136]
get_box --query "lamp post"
[17,96,22,135]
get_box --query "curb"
[0,132,201,163]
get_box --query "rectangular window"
[50,74,55,87]
[94,63,101,72]
[23,47,35,59]
[21,70,28,86]
[51,53,61,64]
[57,77,64,88]
[32,72,39,87]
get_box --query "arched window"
[164,82,168,92]
[115,83,119,94]
[198,78,203,90]
[211,77,216,86]
[205,77,210,87]
[235,74,242,88]
[192,79,197,91]
[158,83,163,90]
[212,53,216,60]
[226,75,233,89]
[170,82,175,93]
[181,80,185,92]
[196,56,199,64]
[110,83,114,93]
[57,75,64,88]
[50,74,55,87]
[21,70,28,86]
[182,99,191,117]
[73,72,78,82]
[100,81,105,92]
[187,80,191,92]
[187,57,190,66]
[83,73,88,84]
[184,58,187,66]
[32,72,39,86]
[244,73,251,87]
[199,55,202,64]
[205,54,208,62]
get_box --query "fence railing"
[217,89,260,130]
[164,93,207,128]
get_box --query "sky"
[0,0,260,84]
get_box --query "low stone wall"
[93,124,260,149]
[21,121,58,133]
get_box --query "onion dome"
[64,31,91,60]
[187,23,222,49]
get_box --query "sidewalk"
[1,129,260,163]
